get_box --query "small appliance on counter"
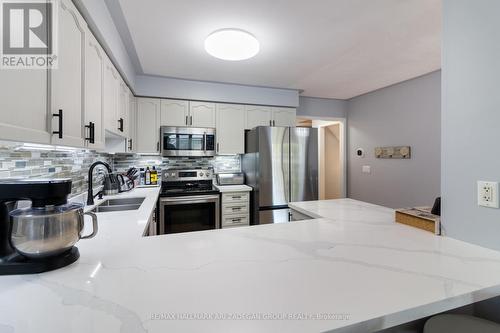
[216,172,245,186]
[158,168,220,234]
[0,179,98,275]
[103,173,120,195]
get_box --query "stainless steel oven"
[160,126,216,157]
[159,195,220,234]
[158,168,220,235]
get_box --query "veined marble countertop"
[2,194,500,333]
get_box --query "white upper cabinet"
[216,104,245,155]
[50,0,86,147]
[103,56,119,135]
[245,106,272,129]
[127,90,136,152]
[0,66,49,144]
[136,98,160,154]
[271,107,297,127]
[160,99,188,127]
[160,100,215,128]
[190,102,216,128]
[84,29,105,150]
[117,79,129,137]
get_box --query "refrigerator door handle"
[282,127,290,203]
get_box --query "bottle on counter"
[151,166,158,185]
[145,167,151,185]
[139,168,145,186]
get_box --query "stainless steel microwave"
[160,126,216,157]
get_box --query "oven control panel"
[162,169,213,182]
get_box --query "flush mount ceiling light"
[204,29,260,61]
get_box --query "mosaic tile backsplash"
[113,154,241,174]
[0,142,112,197]
[0,141,241,197]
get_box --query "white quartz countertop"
[3,195,500,333]
[214,184,253,192]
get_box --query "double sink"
[90,197,145,213]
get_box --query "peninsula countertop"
[2,193,500,333]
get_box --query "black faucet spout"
[87,161,112,206]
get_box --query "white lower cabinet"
[136,98,160,153]
[216,104,245,155]
[221,192,251,228]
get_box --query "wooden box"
[395,207,441,235]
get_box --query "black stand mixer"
[0,179,98,275]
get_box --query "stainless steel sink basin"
[90,197,145,213]
[99,197,145,206]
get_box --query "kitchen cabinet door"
[190,101,216,128]
[127,91,137,152]
[245,106,272,129]
[50,0,86,147]
[272,107,297,127]
[84,30,105,150]
[136,98,160,153]
[117,80,129,137]
[103,56,119,135]
[216,104,245,155]
[0,69,49,144]
[160,99,188,127]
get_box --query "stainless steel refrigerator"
[242,126,318,224]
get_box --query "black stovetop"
[160,180,219,197]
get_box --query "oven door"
[161,126,216,157]
[159,195,220,234]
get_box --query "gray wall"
[441,0,500,250]
[347,71,441,209]
[298,96,347,118]
[135,75,300,107]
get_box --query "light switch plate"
[362,165,371,174]
[478,181,499,208]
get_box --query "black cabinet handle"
[128,139,133,151]
[185,116,188,126]
[118,118,124,132]
[52,109,63,138]
[157,141,160,151]
[85,121,95,144]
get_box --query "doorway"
[296,117,346,199]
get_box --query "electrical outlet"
[478,181,499,208]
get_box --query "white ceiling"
[116,0,441,99]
